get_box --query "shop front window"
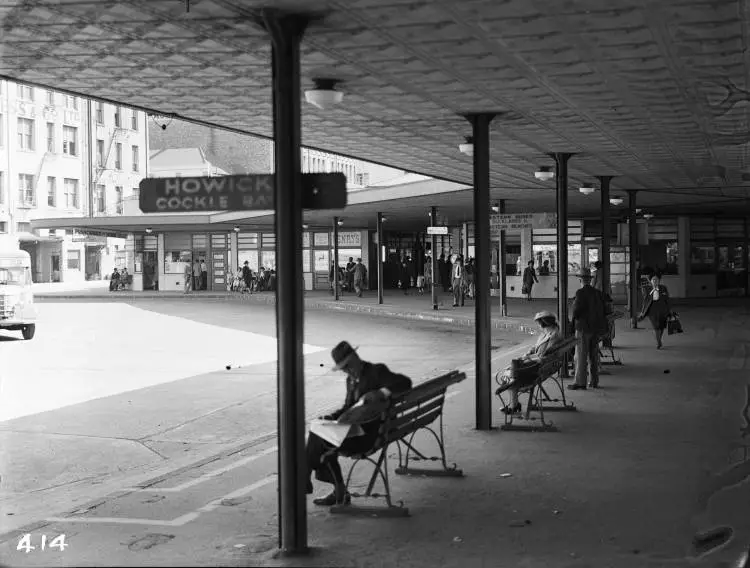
[238,251,258,272]
[260,251,276,270]
[663,241,679,275]
[690,245,715,274]
[165,250,192,273]
[532,244,581,274]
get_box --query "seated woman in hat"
[306,341,413,506]
[495,310,563,414]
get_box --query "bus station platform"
[3,295,749,567]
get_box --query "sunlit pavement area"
[0,296,749,567]
[0,296,526,566]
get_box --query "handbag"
[667,312,683,335]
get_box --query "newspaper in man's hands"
[309,418,365,448]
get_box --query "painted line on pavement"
[45,476,277,527]
[124,446,278,493]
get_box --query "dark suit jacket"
[329,362,412,422]
[571,284,607,336]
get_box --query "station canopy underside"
[5,0,750,230]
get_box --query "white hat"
[533,310,556,321]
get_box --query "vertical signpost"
[333,216,339,300]
[377,212,384,305]
[430,206,438,310]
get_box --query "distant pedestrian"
[200,258,208,290]
[538,260,550,276]
[452,256,466,307]
[522,260,539,301]
[193,260,201,292]
[569,267,607,390]
[242,261,253,292]
[183,261,193,294]
[346,257,355,292]
[638,275,671,349]
[592,260,603,292]
[353,258,366,297]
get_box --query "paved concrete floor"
[0,299,747,567]
[0,297,527,566]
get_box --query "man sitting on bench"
[496,311,563,414]
[306,341,412,507]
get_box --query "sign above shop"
[139,173,347,213]
[490,212,557,231]
[426,226,449,235]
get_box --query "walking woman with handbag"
[638,274,672,349]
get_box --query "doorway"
[193,250,208,291]
[51,254,61,282]
[142,251,158,290]
[717,242,747,297]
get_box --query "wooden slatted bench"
[328,370,467,517]
[495,336,578,433]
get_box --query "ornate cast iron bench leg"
[394,413,463,477]
[501,382,559,432]
[330,447,410,517]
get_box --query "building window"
[131,145,139,172]
[64,178,79,208]
[17,85,33,101]
[132,187,139,200]
[46,122,55,152]
[0,221,6,233]
[94,184,106,213]
[17,118,34,150]
[17,222,31,233]
[18,174,35,207]
[67,250,81,270]
[115,143,122,169]
[114,106,121,128]
[96,102,104,124]
[96,139,105,167]
[47,176,56,207]
[131,110,138,130]
[62,126,77,156]
[46,90,54,105]
[116,186,123,214]
[64,95,78,110]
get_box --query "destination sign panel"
[139,173,347,213]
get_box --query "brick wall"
[148,120,273,175]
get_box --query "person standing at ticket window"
[183,260,193,294]
[200,258,208,290]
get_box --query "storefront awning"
[15,232,63,243]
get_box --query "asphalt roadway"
[0,297,529,566]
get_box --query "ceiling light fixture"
[609,196,624,206]
[459,136,474,157]
[643,213,654,220]
[302,224,309,229]
[145,227,153,234]
[491,203,500,213]
[305,78,344,110]
[534,166,555,181]
[233,225,240,232]
[579,183,597,195]
[337,219,344,227]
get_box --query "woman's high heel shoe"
[502,403,522,415]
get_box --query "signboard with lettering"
[337,231,361,247]
[490,212,557,231]
[139,173,347,213]
[427,226,449,235]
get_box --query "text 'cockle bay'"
[139,173,348,212]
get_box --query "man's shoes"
[588,381,599,388]
[567,384,587,391]
[312,490,351,507]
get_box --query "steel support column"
[333,217,339,300]
[431,206,438,310]
[628,190,639,328]
[377,212,384,305]
[553,153,574,377]
[465,113,495,431]
[498,199,507,316]
[597,176,613,296]
[264,9,309,555]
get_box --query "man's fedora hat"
[331,340,359,370]
[577,267,593,280]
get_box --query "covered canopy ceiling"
[3,0,750,220]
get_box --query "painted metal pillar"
[628,190,639,328]
[264,9,309,555]
[553,153,573,377]
[377,212,384,304]
[598,176,613,296]
[465,113,495,431]
[332,216,339,300]
[498,199,508,316]
[431,206,438,310]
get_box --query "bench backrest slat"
[396,371,466,407]
[385,406,444,443]
[390,396,445,432]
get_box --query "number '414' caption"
[17,534,68,553]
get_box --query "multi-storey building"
[0,80,148,282]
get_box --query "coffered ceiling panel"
[1,0,750,218]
